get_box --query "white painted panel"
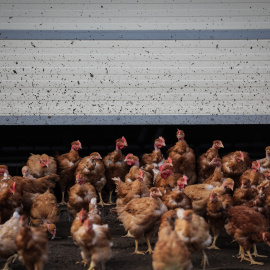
[0,90,267,101]
[1,9,269,18]
[1,100,268,115]
[0,1,269,30]
[1,79,269,89]
[1,60,270,69]
[0,0,266,3]
[0,39,269,118]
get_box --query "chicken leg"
[122,230,133,238]
[2,254,17,270]
[145,237,153,254]
[237,245,249,262]
[207,235,220,250]
[88,261,95,270]
[246,249,264,265]
[104,191,115,205]
[252,243,267,258]
[132,239,145,255]
[201,249,209,270]
[98,192,104,207]
[60,191,67,205]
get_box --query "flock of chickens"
[1,129,270,270]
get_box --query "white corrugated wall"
[0,0,269,125]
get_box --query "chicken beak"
[52,230,56,239]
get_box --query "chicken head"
[212,140,224,149]
[154,137,166,149]
[176,129,185,141]
[0,165,8,176]
[40,154,49,168]
[252,160,261,172]
[233,151,244,163]
[116,137,128,150]
[71,140,82,151]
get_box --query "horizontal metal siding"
[0,39,269,120]
[0,0,269,30]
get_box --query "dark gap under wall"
[0,124,269,176]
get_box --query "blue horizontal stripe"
[0,115,269,125]
[1,29,270,40]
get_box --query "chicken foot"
[207,235,220,250]
[2,254,18,270]
[88,261,103,270]
[59,191,67,205]
[252,243,268,258]
[76,259,88,267]
[246,250,264,265]
[97,192,104,207]
[144,237,153,254]
[132,239,145,255]
[237,245,250,262]
[122,230,133,238]
[88,261,94,270]
[104,191,116,205]
[201,249,209,270]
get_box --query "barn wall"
[0,0,270,125]
[0,0,269,31]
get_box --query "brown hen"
[161,176,192,210]
[103,137,129,204]
[233,178,257,206]
[239,160,265,188]
[197,140,224,183]
[67,173,97,219]
[202,157,224,187]
[167,129,196,185]
[222,150,252,184]
[258,146,270,173]
[116,187,168,254]
[30,189,59,239]
[26,153,57,178]
[175,209,212,269]
[141,137,166,180]
[16,215,48,270]
[76,152,106,206]
[0,179,23,224]
[183,178,234,217]
[152,218,192,270]
[125,153,153,188]
[56,140,82,205]
[206,192,227,250]
[225,205,270,265]
[0,210,21,270]
[74,218,112,270]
